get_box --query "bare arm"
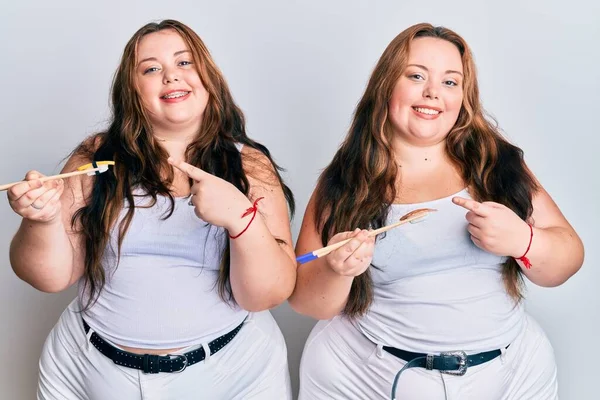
[227,147,297,311]
[288,192,373,320]
[518,185,584,287]
[9,154,90,293]
[453,175,584,288]
[168,149,297,312]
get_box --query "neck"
[152,118,201,145]
[392,137,449,173]
[153,134,195,144]
[151,121,201,158]
[152,131,196,145]
[391,137,464,199]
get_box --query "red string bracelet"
[516,223,533,269]
[229,197,264,239]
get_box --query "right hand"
[168,158,254,231]
[7,171,64,223]
[325,229,375,277]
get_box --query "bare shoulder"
[527,168,573,231]
[62,134,102,171]
[530,184,570,229]
[240,145,281,188]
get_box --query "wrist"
[24,214,63,228]
[323,256,357,279]
[512,221,534,269]
[227,197,262,239]
[325,261,356,282]
[508,221,528,258]
[223,197,251,230]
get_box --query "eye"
[178,60,193,66]
[143,67,160,75]
[409,73,425,80]
[444,80,458,87]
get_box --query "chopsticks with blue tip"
[0,161,115,191]
[296,208,437,265]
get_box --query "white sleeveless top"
[79,151,248,349]
[355,188,524,353]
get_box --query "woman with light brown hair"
[8,20,295,399]
[290,22,583,399]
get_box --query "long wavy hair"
[314,23,538,318]
[73,20,294,311]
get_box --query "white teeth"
[414,107,440,115]
[162,91,189,99]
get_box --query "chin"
[409,128,439,138]
[409,132,447,145]
[165,112,201,124]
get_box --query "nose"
[423,82,439,100]
[163,69,179,84]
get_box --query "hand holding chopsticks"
[3,161,115,222]
[296,208,437,265]
[0,161,115,191]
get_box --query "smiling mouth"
[412,107,441,116]
[161,91,191,99]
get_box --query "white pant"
[299,313,558,400]
[38,299,292,400]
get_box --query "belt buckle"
[167,354,188,373]
[439,350,467,376]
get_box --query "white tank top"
[79,152,248,349]
[355,188,524,353]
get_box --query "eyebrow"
[137,50,191,66]
[406,63,463,76]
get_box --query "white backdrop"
[1,1,598,399]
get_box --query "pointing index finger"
[167,158,209,181]
[452,196,488,217]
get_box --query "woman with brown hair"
[290,23,583,399]
[8,20,295,399]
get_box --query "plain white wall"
[1,1,598,399]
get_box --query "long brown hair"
[73,20,294,310]
[314,23,538,317]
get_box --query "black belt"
[82,319,244,374]
[384,345,506,399]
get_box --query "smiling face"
[135,29,209,134]
[387,37,464,146]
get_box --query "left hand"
[452,196,531,258]
[168,157,252,230]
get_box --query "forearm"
[288,258,354,320]
[229,218,296,311]
[520,226,584,287]
[9,218,75,293]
